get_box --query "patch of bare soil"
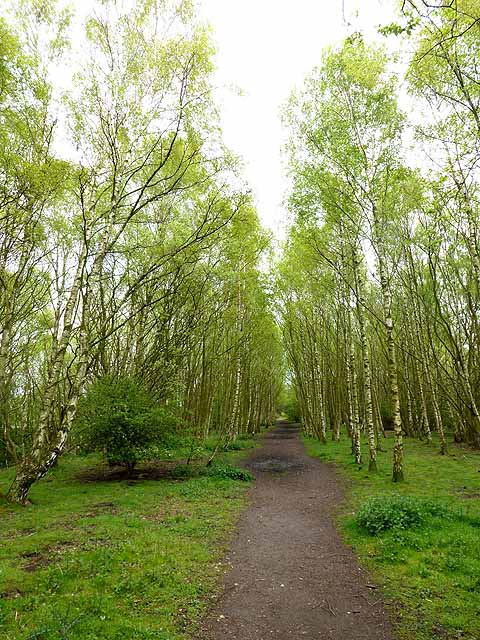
[0,588,23,600]
[0,527,36,542]
[455,487,480,499]
[200,421,392,640]
[83,501,119,517]
[19,536,113,572]
[21,541,78,572]
[247,456,307,473]
[21,551,51,572]
[76,461,178,483]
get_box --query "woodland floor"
[200,421,392,640]
[0,444,253,639]
[2,427,479,639]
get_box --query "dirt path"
[199,421,393,640]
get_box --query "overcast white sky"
[39,0,401,239]
[198,0,399,238]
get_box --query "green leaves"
[355,495,448,535]
[203,463,254,482]
[75,376,179,469]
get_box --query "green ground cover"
[0,440,255,640]
[304,434,480,640]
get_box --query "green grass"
[203,434,257,452]
[0,443,256,639]
[304,433,480,640]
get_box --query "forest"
[1,1,479,640]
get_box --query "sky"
[198,0,399,239]
[38,0,401,241]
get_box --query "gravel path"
[199,421,393,640]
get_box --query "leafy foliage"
[203,463,254,482]
[76,377,177,472]
[169,463,201,479]
[170,462,254,482]
[278,387,301,422]
[355,495,447,535]
[1,0,283,503]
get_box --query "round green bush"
[75,376,177,473]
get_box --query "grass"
[304,433,480,640]
[0,438,256,640]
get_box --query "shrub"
[203,463,254,482]
[227,440,244,450]
[169,462,253,482]
[75,376,177,474]
[226,438,255,451]
[355,495,446,535]
[170,463,200,479]
[237,432,255,441]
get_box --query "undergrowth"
[355,495,449,535]
[203,463,253,482]
[170,462,253,482]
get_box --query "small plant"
[170,462,254,481]
[226,440,244,451]
[170,464,200,479]
[226,438,255,451]
[203,463,254,482]
[237,432,256,441]
[355,495,447,535]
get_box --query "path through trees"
[201,421,392,640]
